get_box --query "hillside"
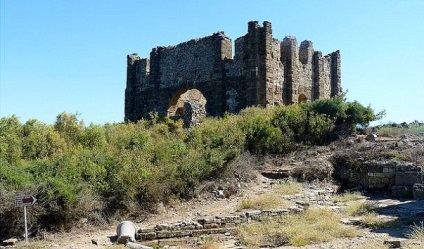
[1,98,424,248]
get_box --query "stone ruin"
[125,21,342,126]
[332,132,424,199]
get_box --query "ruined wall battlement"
[125,21,341,122]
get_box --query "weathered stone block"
[384,238,406,248]
[368,177,382,184]
[117,221,137,244]
[197,218,212,225]
[365,134,377,142]
[246,210,261,217]
[138,232,156,241]
[126,242,153,249]
[413,183,424,200]
[395,172,422,186]
[374,172,385,178]
[155,230,190,239]
[203,223,220,229]
[138,228,154,233]
[224,223,236,228]
[391,186,413,198]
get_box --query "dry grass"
[15,241,58,249]
[360,212,385,229]
[237,192,290,211]
[344,201,378,216]
[274,178,303,195]
[402,147,424,165]
[237,179,301,211]
[354,240,390,249]
[333,191,365,203]
[199,236,221,249]
[237,219,288,248]
[360,212,400,229]
[404,240,424,249]
[407,221,424,240]
[377,125,424,137]
[237,207,361,247]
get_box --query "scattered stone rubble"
[281,184,337,206]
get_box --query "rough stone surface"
[333,158,423,191]
[182,99,206,128]
[413,183,424,200]
[384,238,406,248]
[116,221,137,244]
[365,134,377,142]
[391,186,413,198]
[126,242,153,249]
[395,172,422,186]
[137,207,303,241]
[125,21,342,122]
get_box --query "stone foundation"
[137,207,304,241]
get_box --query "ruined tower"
[125,21,341,123]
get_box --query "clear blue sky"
[1,0,423,125]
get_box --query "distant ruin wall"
[125,21,342,122]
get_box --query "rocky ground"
[4,131,424,249]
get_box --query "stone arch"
[298,93,308,104]
[167,88,207,127]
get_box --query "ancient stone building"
[125,21,341,123]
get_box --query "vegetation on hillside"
[0,97,381,239]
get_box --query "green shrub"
[36,178,104,230]
[0,116,23,165]
[79,124,107,149]
[304,97,347,123]
[0,97,382,238]
[54,112,84,146]
[241,107,291,154]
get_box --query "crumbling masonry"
[125,21,341,123]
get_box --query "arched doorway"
[168,89,207,127]
[298,94,308,104]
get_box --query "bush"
[0,116,23,165]
[36,178,103,230]
[0,185,36,239]
[0,97,381,238]
[242,107,292,154]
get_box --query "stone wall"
[365,161,422,189]
[137,208,303,241]
[333,157,423,198]
[125,21,342,122]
